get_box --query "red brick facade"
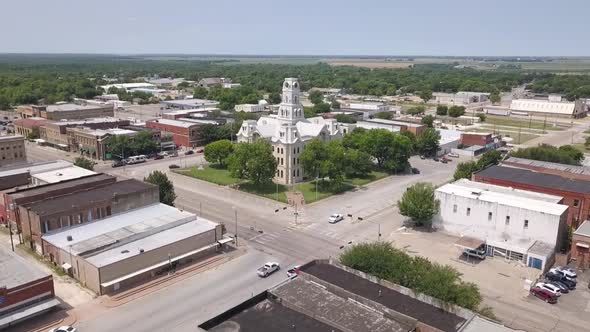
[571,233,590,270]
[0,276,54,315]
[473,174,589,228]
[460,133,492,147]
[146,120,203,147]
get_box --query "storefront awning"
[217,237,234,245]
[576,242,590,249]
[454,236,485,250]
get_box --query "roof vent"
[66,235,73,241]
[121,250,129,254]
[56,172,62,176]
[139,248,144,253]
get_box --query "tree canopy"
[398,182,440,227]
[74,157,95,171]
[453,150,503,180]
[448,105,466,118]
[106,131,159,159]
[226,140,277,185]
[340,242,482,310]
[204,139,233,166]
[415,128,440,157]
[421,115,434,128]
[144,171,176,206]
[511,144,584,165]
[436,105,448,116]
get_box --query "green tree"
[418,89,433,103]
[511,144,584,165]
[268,92,281,104]
[476,150,502,169]
[335,114,356,123]
[362,130,411,172]
[204,139,233,166]
[421,115,435,128]
[309,90,324,104]
[398,182,440,227]
[477,113,486,122]
[304,107,316,118]
[406,105,426,116]
[415,128,440,157]
[343,149,373,178]
[401,131,417,152]
[300,139,328,179]
[26,127,40,140]
[374,111,393,120]
[448,105,466,118]
[331,100,341,109]
[227,140,277,185]
[144,171,176,206]
[342,127,368,149]
[312,102,331,113]
[74,157,95,171]
[453,161,479,181]
[436,105,448,116]
[340,242,482,310]
[132,131,159,155]
[489,92,501,104]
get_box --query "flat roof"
[161,99,218,106]
[177,118,220,125]
[31,166,96,183]
[86,217,217,267]
[0,160,73,178]
[147,118,200,128]
[436,179,567,216]
[505,157,590,176]
[575,220,590,237]
[303,262,466,332]
[48,117,125,127]
[527,241,555,257]
[46,103,112,112]
[366,118,424,127]
[42,203,195,254]
[460,316,518,332]
[8,173,114,200]
[208,297,345,332]
[271,277,411,332]
[163,108,212,115]
[0,246,49,289]
[476,165,590,194]
[0,135,24,141]
[26,179,154,217]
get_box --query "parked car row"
[111,148,203,168]
[531,266,578,305]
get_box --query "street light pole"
[234,209,238,246]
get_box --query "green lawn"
[485,116,564,131]
[178,165,386,204]
[178,165,241,186]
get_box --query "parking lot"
[386,228,590,332]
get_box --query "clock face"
[284,82,290,88]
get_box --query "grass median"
[177,165,388,204]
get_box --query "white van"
[127,155,147,164]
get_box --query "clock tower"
[277,78,304,124]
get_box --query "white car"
[535,282,562,297]
[257,262,280,277]
[287,265,300,278]
[50,326,77,332]
[328,213,344,224]
[550,267,577,280]
[448,152,459,158]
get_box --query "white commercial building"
[342,102,390,119]
[435,179,568,270]
[509,99,587,118]
[433,91,489,106]
[437,129,462,156]
[100,83,156,92]
[235,104,265,113]
[237,78,341,184]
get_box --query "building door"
[528,257,543,270]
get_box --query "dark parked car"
[111,160,126,168]
[546,281,569,294]
[411,167,420,174]
[184,150,194,155]
[433,157,440,162]
[545,272,576,289]
[196,149,204,153]
[530,287,558,304]
[169,164,180,169]
[153,154,164,160]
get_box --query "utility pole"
[199,202,202,217]
[378,223,381,241]
[8,220,14,252]
[518,123,522,145]
[543,114,547,134]
[234,209,238,246]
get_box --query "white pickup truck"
[257,262,280,277]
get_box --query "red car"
[530,287,557,304]
[196,149,204,154]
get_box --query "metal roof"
[0,160,73,178]
[476,165,590,194]
[31,166,96,184]
[0,246,49,289]
[505,157,590,176]
[575,220,590,237]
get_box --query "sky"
[2,0,589,56]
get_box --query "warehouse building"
[503,157,590,181]
[509,99,587,118]
[19,179,158,253]
[146,118,207,147]
[160,99,219,110]
[435,179,568,270]
[474,165,590,228]
[0,246,58,329]
[201,259,517,332]
[17,103,114,121]
[42,203,225,295]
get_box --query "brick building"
[0,247,58,329]
[572,220,590,269]
[13,117,47,138]
[0,136,26,167]
[41,117,130,149]
[503,157,590,181]
[18,179,158,253]
[0,173,116,227]
[474,165,590,228]
[17,103,114,121]
[146,118,205,147]
[460,132,493,147]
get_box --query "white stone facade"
[237,78,341,184]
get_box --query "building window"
[505,216,510,225]
[280,170,283,178]
[272,146,275,152]
[453,204,457,213]
[281,158,284,165]
[524,220,529,229]
[488,212,492,221]
[296,169,299,177]
[466,208,470,216]
[293,158,296,164]
[574,199,580,207]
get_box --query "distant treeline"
[0,55,589,109]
